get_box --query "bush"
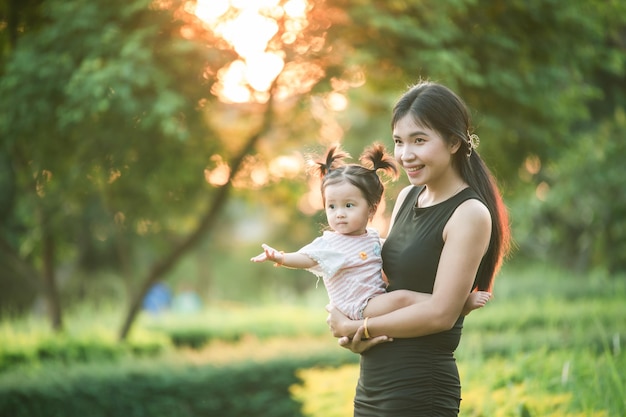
[144,304,329,350]
[0,353,356,417]
[0,328,168,372]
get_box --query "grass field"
[290,263,626,417]
[1,262,625,416]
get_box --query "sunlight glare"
[193,0,311,103]
[194,0,229,23]
[246,52,285,92]
[251,166,270,186]
[284,0,307,17]
[524,154,541,175]
[216,11,278,58]
[231,0,280,10]
[298,187,322,215]
[325,92,348,112]
[213,60,251,103]
[535,181,550,201]
[269,154,303,179]
[204,155,231,186]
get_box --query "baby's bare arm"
[250,244,317,269]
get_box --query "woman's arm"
[331,313,393,353]
[329,199,492,339]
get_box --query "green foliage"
[291,263,626,417]
[513,110,626,273]
[330,0,626,273]
[0,0,46,65]
[2,0,212,142]
[1,0,625,341]
[291,351,625,417]
[457,348,625,416]
[290,364,357,417]
[0,303,331,371]
[145,304,330,349]
[0,0,229,324]
[0,322,167,372]
[0,263,625,416]
[330,0,625,184]
[0,354,354,417]
[0,0,216,223]
[462,297,625,357]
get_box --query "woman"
[326,81,511,416]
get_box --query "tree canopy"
[1,0,625,335]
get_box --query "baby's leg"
[362,290,429,318]
[462,291,491,316]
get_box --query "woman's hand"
[326,304,392,353]
[337,326,392,354]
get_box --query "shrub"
[0,328,168,372]
[0,353,356,417]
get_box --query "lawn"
[1,263,624,416]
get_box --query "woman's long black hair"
[392,81,511,291]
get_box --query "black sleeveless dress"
[353,186,484,417]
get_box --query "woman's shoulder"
[388,186,421,231]
[392,185,420,213]
[457,197,490,218]
[445,197,491,244]
[451,190,491,221]
[397,185,419,202]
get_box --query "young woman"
[251,143,489,321]
[326,81,511,416]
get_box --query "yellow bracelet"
[363,317,371,339]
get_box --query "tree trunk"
[0,237,41,314]
[118,179,231,340]
[41,210,63,332]
[118,101,275,340]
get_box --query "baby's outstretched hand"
[250,244,281,263]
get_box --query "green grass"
[290,263,626,417]
[140,302,330,348]
[459,263,625,357]
[0,262,624,416]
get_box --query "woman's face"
[392,114,460,188]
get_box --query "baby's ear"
[369,204,378,218]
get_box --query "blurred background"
[0,0,625,416]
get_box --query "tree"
[0,0,47,316]
[516,110,626,273]
[0,0,45,61]
[324,0,626,271]
[326,0,622,185]
[0,0,223,330]
[2,0,625,338]
[0,0,348,338]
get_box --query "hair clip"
[466,130,480,157]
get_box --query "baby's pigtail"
[360,142,399,180]
[314,145,350,179]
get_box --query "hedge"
[0,353,356,417]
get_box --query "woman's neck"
[418,179,467,207]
